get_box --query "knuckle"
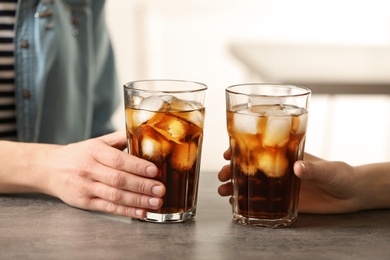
[136,179,148,194]
[132,195,143,207]
[107,187,122,202]
[124,207,134,217]
[105,202,116,213]
[128,156,145,175]
[134,162,144,174]
[73,167,89,179]
[110,153,125,169]
[73,197,90,209]
[109,172,126,188]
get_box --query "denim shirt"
[14,0,119,144]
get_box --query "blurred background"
[105,0,390,171]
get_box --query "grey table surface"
[1,171,390,260]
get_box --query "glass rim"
[226,83,311,98]
[124,79,208,93]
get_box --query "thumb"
[98,129,127,150]
[294,160,335,184]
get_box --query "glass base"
[233,213,297,228]
[140,210,195,223]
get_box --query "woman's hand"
[293,154,362,214]
[217,149,385,214]
[0,130,166,219]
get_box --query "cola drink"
[226,84,310,227]
[124,80,207,223]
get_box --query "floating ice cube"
[233,110,259,135]
[185,110,204,127]
[140,126,172,160]
[251,104,282,115]
[141,138,159,161]
[133,96,169,126]
[238,159,258,176]
[264,108,287,117]
[282,105,306,116]
[170,97,197,111]
[170,141,198,171]
[132,110,155,128]
[130,95,144,107]
[159,95,175,103]
[170,98,204,127]
[229,137,260,176]
[291,113,308,134]
[249,97,283,110]
[231,132,262,155]
[263,112,292,148]
[152,114,189,143]
[257,149,288,178]
[138,96,168,111]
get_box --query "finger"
[91,181,164,210]
[303,153,324,162]
[88,198,147,218]
[96,130,160,177]
[218,182,233,197]
[223,148,231,160]
[218,164,232,182]
[92,165,165,197]
[93,143,159,178]
[98,129,127,150]
[294,160,338,184]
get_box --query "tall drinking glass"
[226,84,311,227]
[124,80,207,223]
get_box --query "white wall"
[105,0,390,170]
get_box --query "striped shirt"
[0,0,17,141]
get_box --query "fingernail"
[152,185,164,196]
[146,166,157,177]
[135,209,144,217]
[299,161,307,172]
[149,198,160,207]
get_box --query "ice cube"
[139,126,172,160]
[170,98,204,127]
[231,132,262,155]
[151,114,189,143]
[232,110,260,135]
[229,137,260,176]
[159,95,175,103]
[238,160,258,176]
[140,138,158,160]
[186,110,204,128]
[264,108,287,117]
[170,141,198,171]
[257,149,288,178]
[133,96,169,126]
[250,104,282,115]
[291,113,308,134]
[249,97,283,109]
[263,111,292,148]
[282,105,306,116]
[141,137,171,161]
[169,97,197,111]
[138,95,169,111]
